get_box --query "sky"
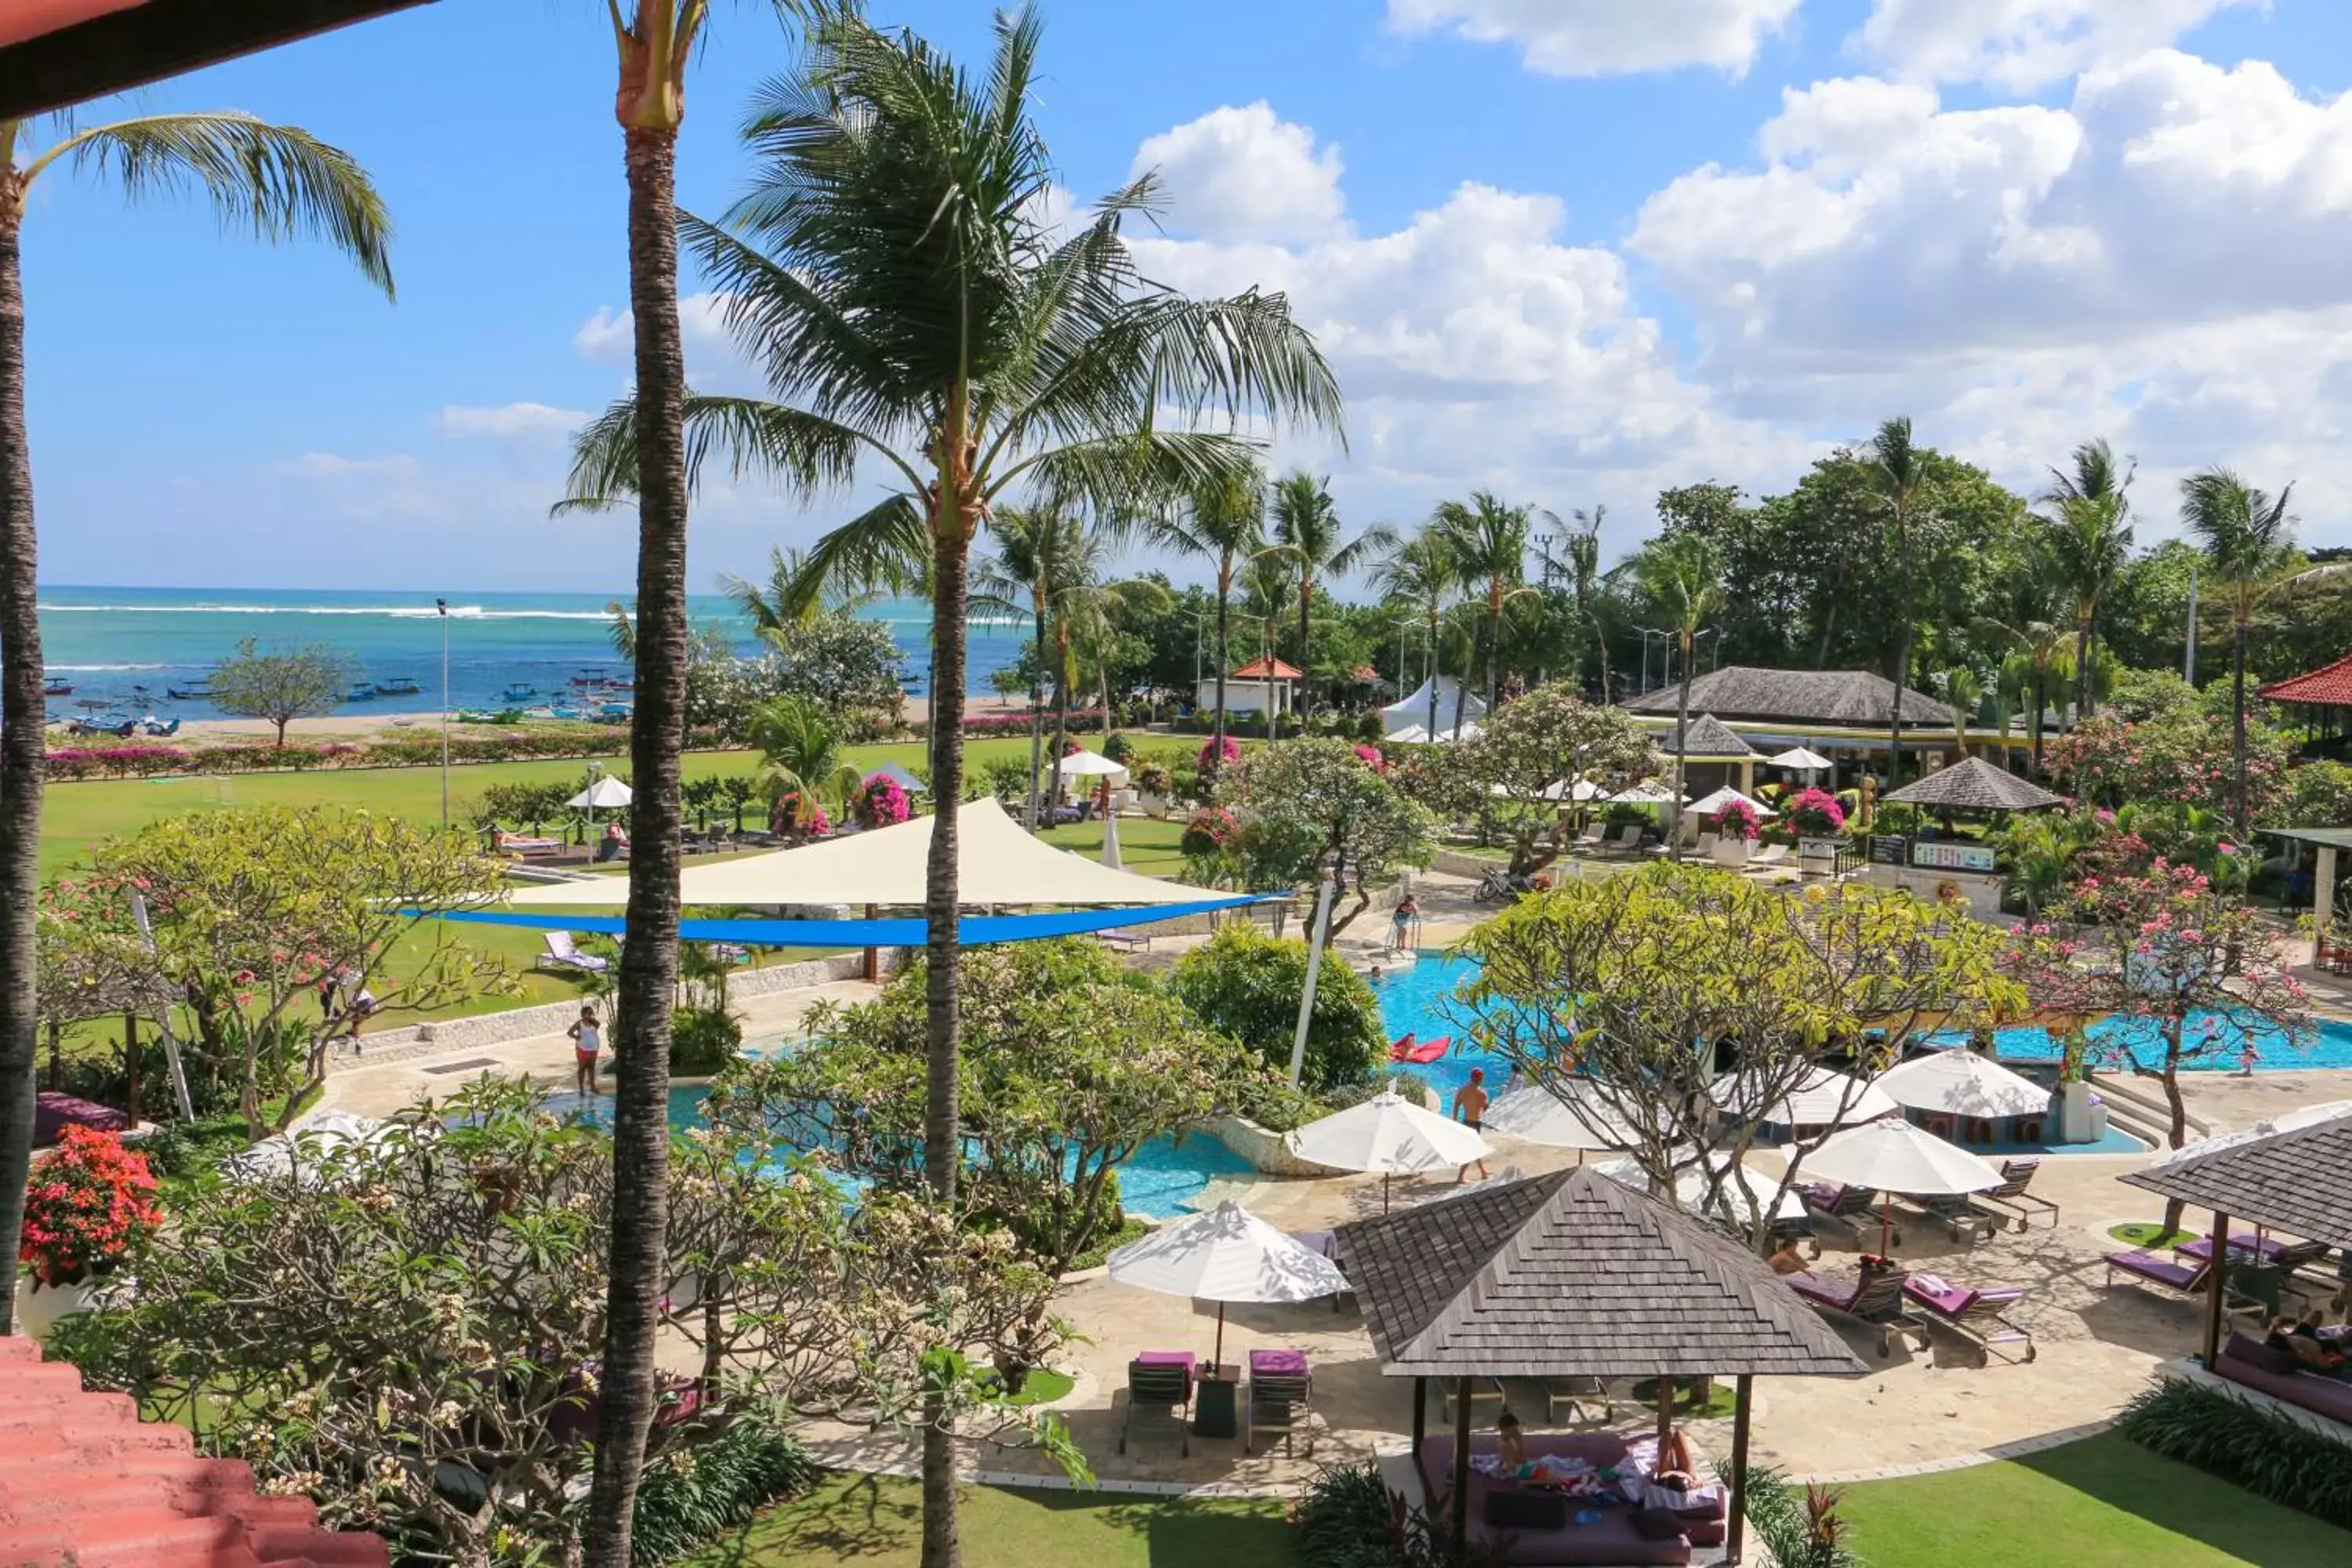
[25,0,2352,595]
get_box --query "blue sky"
[24,0,2352,593]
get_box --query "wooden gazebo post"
[1410,1375,1425,1457]
[2203,1208,2231,1367]
[1726,1374,1755,1563]
[1451,1375,1472,1555]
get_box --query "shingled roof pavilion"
[1333,1167,1864,1559]
[1624,666,1950,730]
[1881,756,2067,814]
[0,2,434,118]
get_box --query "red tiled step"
[0,1507,256,1566]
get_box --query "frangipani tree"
[0,108,392,1337]
[1463,681,1661,875]
[1214,738,1432,937]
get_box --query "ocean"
[36,586,1031,723]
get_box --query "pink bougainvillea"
[1708,798,1760,842]
[1353,743,1385,770]
[1180,805,1240,859]
[1783,786,1846,837]
[855,772,913,829]
[1196,735,1241,773]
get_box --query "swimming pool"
[539,1083,1253,1219]
[1371,955,1511,1102]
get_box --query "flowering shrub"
[1180,806,1240,859]
[19,1126,162,1287]
[1783,786,1846,837]
[2045,709,2291,822]
[854,772,912,829]
[1708,799,1760,842]
[1197,735,1241,773]
[1134,760,1174,797]
[771,790,833,839]
[1352,743,1385,770]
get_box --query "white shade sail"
[1383,677,1486,739]
[1483,1083,1638,1152]
[1057,749,1127,779]
[1284,1091,1491,1174]
[1711,1067,1898,1128]
[1802,1117,2005,1197]
[1607,780,1685,804]
[1592,1156,1808,1223]
[568,775,633,810]
[1106,1200,1348,1305]
[1768,747,1835,771]
[1689,784,1778,819]
[1875,1050,2053,1120]
[510,797,1205,909]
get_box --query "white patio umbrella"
[1688,784,1778,819]
[1056,749,1127,781]
[1101,806,1123,870]
[1592,1156,1809,1225]
[1608,779,1685,805]
[1875,1050,2053,1120]
[1710,1066,1898,1128]
[1768,746,1834,774]
[1483,1083,1638,1152]
[1105,1200,1349,1366]
[1284,1091,1493,1210]
[1801,1118,2005,1254]
[568,775,633,810]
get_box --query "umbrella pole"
[1880,1195,1893,1258]
[1214,1301,1226,1371]
[1383,1171,1392,1214]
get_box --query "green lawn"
[1835,1435,2352,1567]
[681,1475,1290,1567]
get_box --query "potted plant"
[1708,798,1759,863]
[1134,760,1174,818]
[16,1125,162,1337]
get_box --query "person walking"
[1451,1066,1491,1184]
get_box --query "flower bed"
[45,724,656,782]
[20,1126,162,1287]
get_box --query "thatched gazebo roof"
[1653,712,1759,761]
[1624,666,1947,727]
[2122,1107,2352,1247]
[1880,757,2065,813]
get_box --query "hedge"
[46,726,650,782]
[2114,1375,2352,1530]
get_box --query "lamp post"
[437,597,451,831]
[1636,627,1668,695]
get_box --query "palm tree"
[1370,524,1458,738]
[1941,668,1983,760]
[1153,465,1269,772]
[1433,492,1534,730]
[1269,470,1389,728]
[1632,535,1723,856]
[0,112,390,1338]
[1566,506,1610,699]
[746,693,843,801]
[723,543,903,635]
[2181,467,2316,830]
[559,14,1339,1559]
[2042,438,2134,734]
[1974,615,2071,775]
[1865,417,1927,784]
[975,505,1064,826]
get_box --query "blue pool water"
[1370,955,1510,1102]
[539,1083,1250,1219]
[1934,1011,2352,1073]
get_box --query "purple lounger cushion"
[1250,1348,1308,1377]
[1784,1270,1860,1312]
[1135,1351,1196,1374]
[34,1091,131,1148]
[2107,1248,2201,1289]
[2176,1233,2289,1263]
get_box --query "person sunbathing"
[1769,1238,1810,1276]
[1496,1409,1527,1472]
[2288,1310,2352,1379]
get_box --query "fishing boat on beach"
[376,677,422,697]
[346,681,377,702]
[42,676,71,696]
[502,682,536,701]
[166,683,211,700]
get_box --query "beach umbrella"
[869,760,927,795]
[1608,779,1685,805]
[1710,1067,1897,1128]
[1284,1091,1492,1211]
[1768,746,1834,774]
[568,775,633,810]
[1592,1156,1809,1226]
[1056,749,1127,781]
[1875,1050,2052,1120]
[1802,1118,2005,1254]
[1105,1200,1348,1366]
[1101,805,1123,870]
[1688,784,1778,819]
[1483,1083,1638,1153]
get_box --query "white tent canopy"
[510,797,1203,909]
[1056,749,1127,780]
[1689,784,1778,819]
[1106,1200,1348,1365]
[1483,1083,1638,1152]
[1768,746,1835,771]
[568,775,633,810]
[1875,1050,2053,1120]
[1711,1067,1897,1128]
[1383,677,1486,740]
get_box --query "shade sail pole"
[1726,1374,1755,1564]
[1287,860,1338,1087]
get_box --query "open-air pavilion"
[1879,756,2066,816]
[2259,826,2352,963]
[1332,1167,1864,1563]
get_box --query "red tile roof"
[2259,653,2352,706]
[1231,658,1303,679]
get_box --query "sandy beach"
[163,691,1036,746]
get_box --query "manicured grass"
[680,1474,1291,1566]
[2110,1221,2200,1250]
[1631,1377,1738,1419]
[1036,816,1190,880]
[1835,1435,2352,1567]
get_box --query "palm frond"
[556,393,886,514]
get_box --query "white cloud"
[1131,103,1346,244]
[1853,0,2256,92]
[437,401,589,439]
[1385,0,1801,78]
[269,452,419,479]
[573,292,759,393]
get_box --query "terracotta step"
[0,1507,249,1565]
[253,1529,390,1567]
[0,1388,134,1428]
[0,1454,252,1524]
[0,1417,193,1465]
[0,1335,43,1363]
[0,1365,92,1400]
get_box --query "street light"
[1635,627,1668,695]
[437,597,451,831]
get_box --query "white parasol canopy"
[1285,1091,1491,1209]
[1106,1200,1348,1364]
[1711,1067,1897,1128]
[1383,677,1486,739]
[1875,1050,2053,1120]
[568,775,633,810]
[1483,1083,1638,1152]
[1607,779,1685,804]
[1768,746,1835,771]
[222,1111,411,1186]
[510,797,1204,908]
[1592,1156,1809,1223]
[1102,807,1123,870]
[1689,784,1778,819]
[2147,1099,2352,1171]
[867,760,927,795]
[1802,1117,2006,1254]
[1057,749,1127,780]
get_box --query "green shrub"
[1736,1465,1860,1568]
[1170,924,1386,1091]
[670,1007,744,1076]
[2115,1376,2352,1530]
[1226,1074,1322,1133]
[1295,1462,1396,1568]
[629,1408,822,1564]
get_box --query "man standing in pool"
[1452,1066,1491,1183]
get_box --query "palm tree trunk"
[1427,607,1442,735]
[2233,619,2250,832]
[0,195,41,1335]
[1210,564,1231,779]
[2074,622,2092,736]
[1025,601,1044,829]
[1671,637,1694,861]
[1486,585,1503,718]
[1889,625,1911,787]
[2030,666,2045,776]
[584,122,687,1568]
[1296,579,1312,731]
[1050,625,1070,806]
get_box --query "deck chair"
[1570,822,1610,853]
[1904,1191,1999,1244]
[1119,1355,1194,1457]
[1245,1350,1314,1457]
[1904,1274,2035,1364]
[1802,1183,1899,1250]
[2102,1248,2238,1309]
[1744,843,1792,874]
[1097,927,1152,953]
[1438,1377,1506,1423]
[1602,825,1645,857]
[540,931,609,974]
[1541,1374,1617,1425]
[1785,1267,1926,1357]
[1969,1159,2060,1231]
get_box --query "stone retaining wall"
[1431,846,1504,879]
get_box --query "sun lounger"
[540,931,609,975]
[1439,1377,1506,1423]
[1389,1032,1450,1065]
[1245,1349,1314,1456]
[2103,1247,2212,1298]
[1097,927,1152,953]
[1969,1158,2060,1230]
[1540,1374,1617,1425]
[1601,824,1644,857]
[1801,1182,1899,1250]
[496,829,566,858]
[1570,823,1609,853]
[1904,1191,2000,1244]
[1744,843,1791,873]
[1904,1274,2035,1363]
[1120,1352,1195,1457]
[1785,1267,1926,1357]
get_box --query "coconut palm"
[974,506,1062,826]
[746,693,844,800]
[2180,467,2337,829]
[1566,506,1610,699]
[1865,417,1929,783]
[1240,549,1295,725]
[1940,668,1984,760]
[1433,492,1535,729]
[1269,470,1390,727]
[1153,465,1270,772]
[558,14,1339,1557]
[0,111,390,1336]
[1973,614,2071,775]
[1370,524,1459,738]
[1632,534,1724,857]
[723,543,905,636]
[2041,438,2135,733]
